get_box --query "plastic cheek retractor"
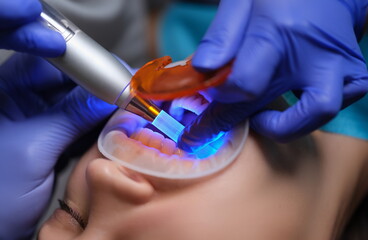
[98,110,248,179]
[130,56,232,100]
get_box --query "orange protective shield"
[131,56,231,100]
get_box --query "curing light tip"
[151,110,185,143]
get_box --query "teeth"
[161,138,176,155]
[170,94,209,117]
[99,108,248,180]
[136,128,154,145]
[147,132,164,149]
[174,148,185,157]
[129,127,179,156]
[101,120,245,179]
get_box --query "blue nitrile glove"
[0,54,116,239]
[0,0,65,56]
[178,0,368,152]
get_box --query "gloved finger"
[341,61,368,108]
[35,75,76,107]
[251,65,344,141]
[227,33,282,101]
[178,101,256,152]
[192,0,252,71]
[53,86,116,137]
[0,54,68,91]
[0,22,65,57]
[342,76,368,108]
[0,0,41,29]
[0,53,74,107]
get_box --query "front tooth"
[130,127,142,141]
[147,132,164,149]
[136,128,154,145]
[174,148,185,157]
[161,138,176,155]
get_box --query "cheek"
[65,145,103,219]
[39,209,83,239]
[115,190,229,239]
[65,161,90,216]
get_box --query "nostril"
[118,166,143,183]
[86,158,154,204]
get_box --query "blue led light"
[152,111,228,159]
[188,132,227,159]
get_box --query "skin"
[38,111,368,240]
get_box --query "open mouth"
[98,94,248,179]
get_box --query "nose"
[86,158,154,206]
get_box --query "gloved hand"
[0,54,116,239]
[179,0,368,152]
[0,0,65,56]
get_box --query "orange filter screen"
[131,56,231,100]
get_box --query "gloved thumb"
[178,101,250,152]
[192,0,251,71]
[341,61,368,108]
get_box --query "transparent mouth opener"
[98,56,249,179]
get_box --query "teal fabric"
[158,2,217,61]
[160,2,368,140]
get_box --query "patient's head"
[38,95,368,240]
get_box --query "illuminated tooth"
[147,132,164,149]
[169,98,185,120]
[191,100,209,115]
[136,128,154,145]
[109,135,146,164]
[161,138,176,155]
[130,128,143,141]
[174,148,185,157]
[171,94,210,116]
[99,108,249,179]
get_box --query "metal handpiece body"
[40,1,132,109]
[39,2,187,143]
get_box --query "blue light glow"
[188,131,227,159]
[152,110,185,142]
[152,111,228,159]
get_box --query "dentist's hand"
[0,54,115,239]
[179,0,368,152]
[0,0,65,56]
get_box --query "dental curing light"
[98,110,249,179]
[39,1,181,141]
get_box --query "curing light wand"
[40,1,184,142]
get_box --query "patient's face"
[39,100,316,240]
